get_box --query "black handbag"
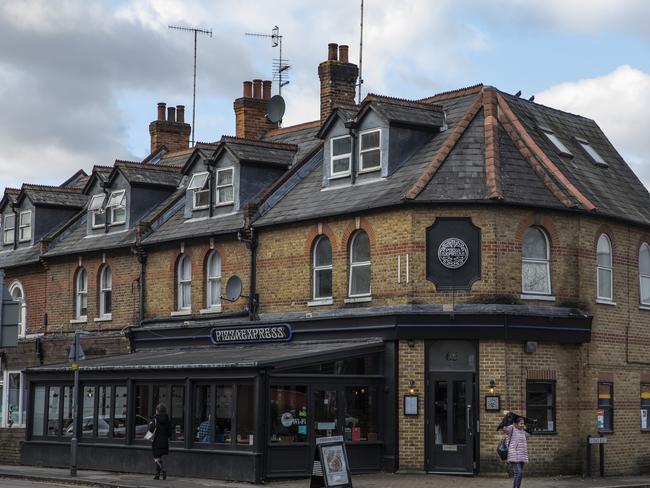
[497,434,511,461]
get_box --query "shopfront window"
[97,386,112,438]
[47,386,61,436]
[7,372,24,426]
[314,390,338,438]
[526,381,556,433]
[32,385,46,436]
[236,385,254,445]
[344,386,378,442]
[114,386,127,438]
[135,383,184,441]
[170,386,185,441]
[81,386,96,436]
[216,385,233,444]
[62,386,73,436]
[193,385,212,443]
[78,384,127,439]
[134,384,150,439]
[270,385,308,443]
[597,382,614,432]
[288,355,380,375]
[641,384,650,432]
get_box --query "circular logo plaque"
[438,238,469,269]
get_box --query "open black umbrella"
[496,411,538,433]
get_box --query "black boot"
[154,460,161,480]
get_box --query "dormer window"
[18,211,31,242]
[106,190,126,225]
[541,128,572,156]
[89,194,106,228]
[576,138,608,167]
[359,129,381,172]
[3,214,15,245]
[188,171,210,209]
[215,168,234,205]
[330,135,352,178]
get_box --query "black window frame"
[29,383,75,441]
[525,380,557,434]
[78,383,128,442]
[132,381,186,444]
[597,381,614,433]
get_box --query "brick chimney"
[233,79,277,139]
[149,102,191,153]
[318,43,359,121]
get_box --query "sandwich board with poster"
[310,436,353,488]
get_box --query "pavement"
[1,465,650,488]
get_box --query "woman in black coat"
[149,404,172,480]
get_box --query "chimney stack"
[318,42,359,121]
[149,101,191,153]
[234,79,278,139]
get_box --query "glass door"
[427,373,474,473]
[313,389,339,438]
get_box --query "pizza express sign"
[426,218,481,291]
[210,324,292,345]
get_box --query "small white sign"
[589,436,607,444]
[442,444,458,452]
[318,422,336,431]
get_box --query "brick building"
[1,42,650,482]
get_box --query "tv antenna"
[245,26,291,95]
[358,0,364,103]
[168,24,213,146]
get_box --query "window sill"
[109,222,126,227]
[94,315,112,322]
[170,310,192,317]
[69,318,87,324]
[344,296,372,304]
[640,305,650,311]
[530,431,558,436]
[200,306,222,314]
[214,201,234,208]
[520,294,556,302]
[596,299,616,306]
[358,167,381,175]
[307,298,333,307]
[329,172,351,181]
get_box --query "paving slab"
[1,465,650,488]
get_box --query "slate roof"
[60,170,89,189]
[362,94,444,128]
[255,85,650,229]
[264,121,322,166]
[19,185,88,208]
[113,161,183,187]
[221,137,297,167]
[26,338,384,372]
[0,245,41,269]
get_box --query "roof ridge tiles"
[418,83,484,103]
[5,188,20,193]
[219,135,298,151]
[264,120,321,137]
[21,183,83,193]
[115,161,182,172]
[363,93,443,110]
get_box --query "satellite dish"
[224,275,243,302]
[266,95,286,123]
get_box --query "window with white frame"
[177,254,192,311]
[18,211,31,242]
[206,251,221,309]
[522,227,551,295]
[99,266,112,318]
[640,243,650,306]
[313,236,332,300]
[359,129,381,172]
[106,190,126,225]
[348,230,371,297]
[3,214,15,245]
[2,371,25,427]
[541,128,572,156]
[330,135,352,178]
[597,234,613,301]
[88,194,106,228]
[188,171,210,210]
[9,281,26,337]
[215,168,234,205]
[75,268,88,320]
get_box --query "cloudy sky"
[1,0,649,195]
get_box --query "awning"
[26,338,384,373]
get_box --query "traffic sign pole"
[70,330,90,477]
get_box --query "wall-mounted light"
[409,379,417,394]
[489,380,496,394]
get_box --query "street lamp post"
[70,330,90,477]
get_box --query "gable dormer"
[85,162,182,236]
[183,137,296,220]
[318,96,444,188]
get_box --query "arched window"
[9,281,26,337]
[177,255,192,311]
[206,251,221,309]
[313,236,332,300]
[521,227,551,295]
[75,268,88,320]
[640,243,650,306]
[597,234,613,301]
[348,230,371,297]
[99,266,112,318]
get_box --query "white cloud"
[536,65,650,190]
